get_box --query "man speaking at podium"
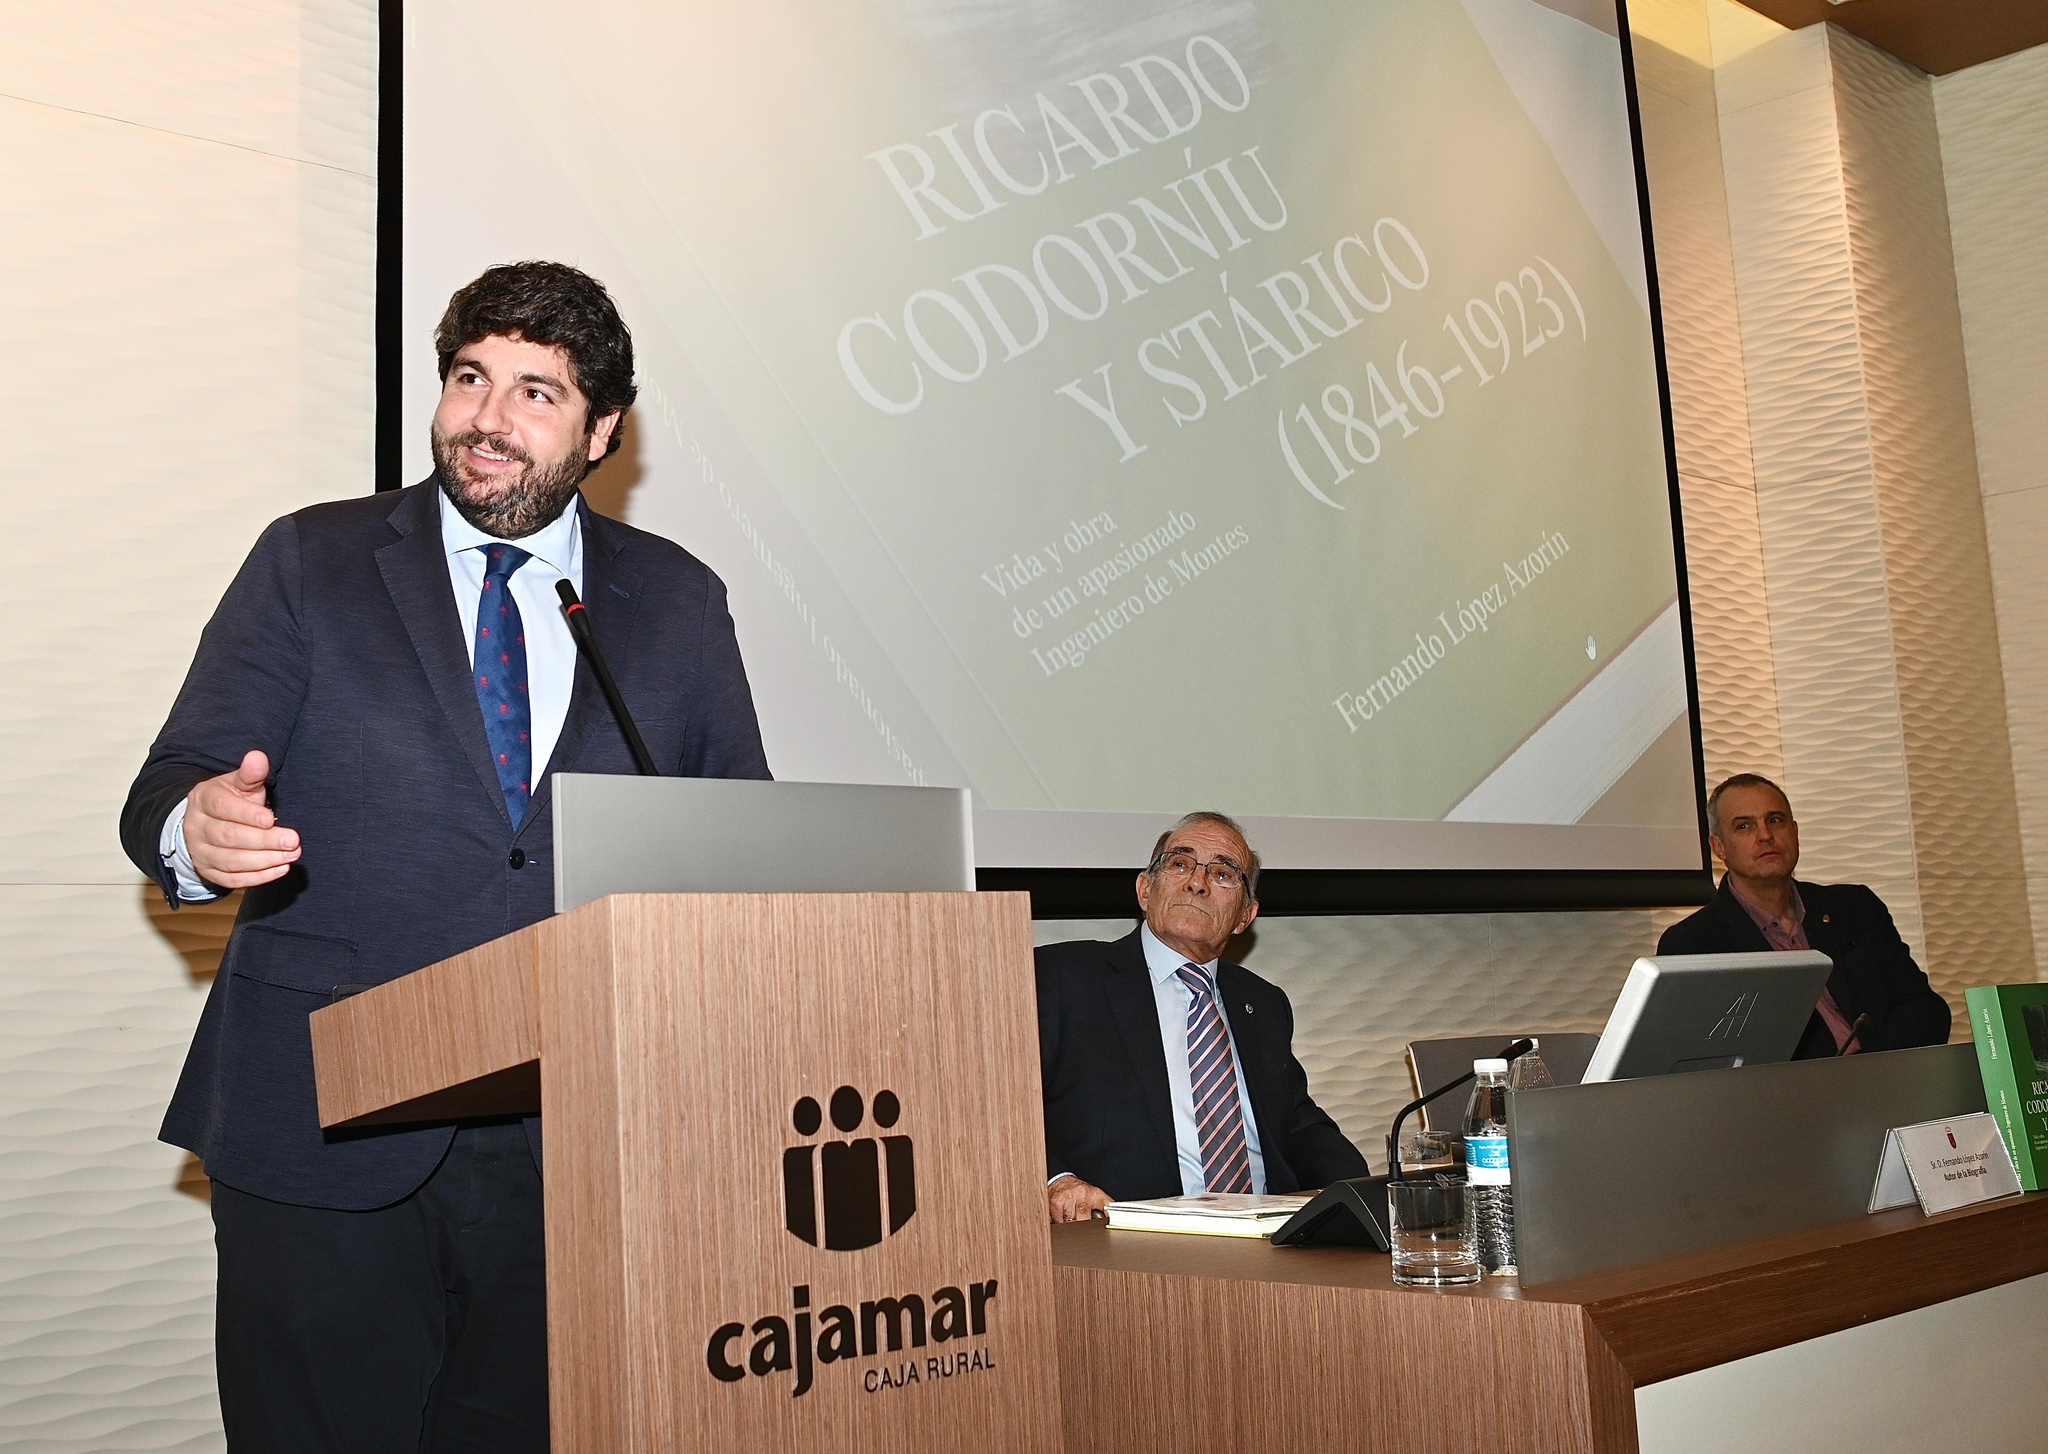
[1036,812,1369,1222]
[120,263,769,1449]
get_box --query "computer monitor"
[1580,951,1833,1083]
[551,773,975,912]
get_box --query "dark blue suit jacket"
[120,481,770,1209]
[1035,930,1370,1201]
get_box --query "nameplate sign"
[1868,1112,2022,1216]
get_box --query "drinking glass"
[1387,1173,1479,1287]
[1399,1128,1462,1176]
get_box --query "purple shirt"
[1727,878,1859,1053]
[1729,878,1809,951]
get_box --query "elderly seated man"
[1035,811,1370,1223]
[1658,774,1950,1057]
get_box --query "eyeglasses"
[1150,851,1248,892]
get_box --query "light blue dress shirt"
[1140,923,1267,1196]
[160,488,585,900]
[438,488,585,781]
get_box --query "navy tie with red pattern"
[473,545,533,826]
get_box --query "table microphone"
[1385,1037,1536,1181]
[555,580,660,777]
[1271,1036,1536,1251]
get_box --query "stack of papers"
[1102,1193,1315,1238]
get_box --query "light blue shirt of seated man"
[1139,921,1268,1196]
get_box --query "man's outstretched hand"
[184,750,301,889]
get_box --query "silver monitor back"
[1581,950,1833,1083]
[552,774,975,912]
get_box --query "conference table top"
[1051,1188,2048,1385]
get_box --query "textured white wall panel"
[2,96,310,884]
[1936,45,2048,508]
[1719,87,1873,489]
[1677,472,1785,786]
[0,1,374,1448]
[1980,486,2048,975]
[0,887,229,1452]
[1631,0,1717,67]
[1634,10,1757,494]
[1704,0,1810,99]
[0,6,375,887]
[1751,464,1923,953]
[1937,43,2048,978]
[0,1,373,173]
[1828,29,2033,994]
[1712,18,2036,998]
[1717,24,1930,961]
[1830,34,1982,523]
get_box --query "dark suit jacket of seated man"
[1036,812,1369,1220]
[1657,774,1950,1059]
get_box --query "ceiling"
[1733,0,2048,76]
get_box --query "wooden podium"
[309,892,1062,1454]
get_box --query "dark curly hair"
[434,261,637,469]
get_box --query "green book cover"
[1964,983,2048,1193]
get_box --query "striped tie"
[1177,964,1253,1194]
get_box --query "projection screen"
[399,0,1709,901]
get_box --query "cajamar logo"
[705,1280,1000,1398]
[705,1083,1002,1399]
[784,1085,915,1251]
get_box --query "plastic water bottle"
[1462,1059,1515,1275]
[1508,1039,1555,1093]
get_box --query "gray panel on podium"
[552,773,974,911]
[1510,1043,1986,1286]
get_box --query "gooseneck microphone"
[1270,1035,1541,1250]
[555,580,660,777]
[1384,1037,1535,1181]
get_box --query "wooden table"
[1051,1191,2048,1454]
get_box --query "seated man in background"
[1036,811,1369,1222]
[1658,774,1950,1057]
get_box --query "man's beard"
[431,425,585,539]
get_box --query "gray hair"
[1706,773,1790,837]
[1146,811,1261,898]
